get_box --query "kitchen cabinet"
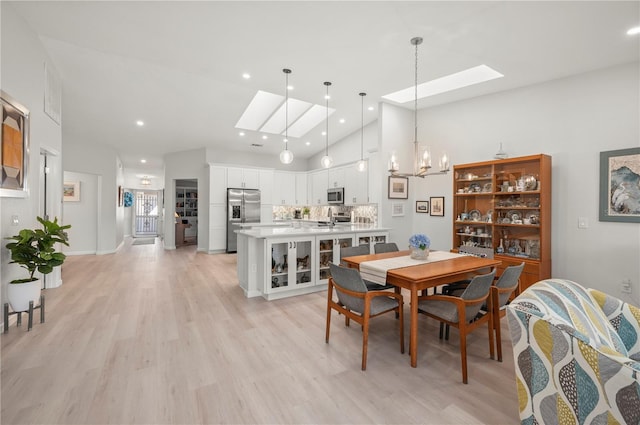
[227,167,259,189]
[310,170,328,205]
[316,234,356,284]
[273,171,296,205]
[295,173,308,205]
[344,163,368,204]
[356,232,389,254]
[328,167,345,189]
[259,169,274,205]
[266,237,315,295]
[452,154,551,292]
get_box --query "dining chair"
[373,242,399,254]
[489,262,524,361]
[440,263,524,361]
[417,269,496,384]
[325,263,404,370]
[340,245,394,290]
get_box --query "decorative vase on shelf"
[410,247,429,260]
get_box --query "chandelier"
[388,37,449,178]
[141,176,151,185]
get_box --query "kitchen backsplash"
[272,205,378,224]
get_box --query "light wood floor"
[1,238,519,424]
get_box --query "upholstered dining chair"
[417,269,496,384]
[440,263,524,361]
[340,245,394,290]
[488,262,524,361]
[326,263,404,370]
[373,242,399,254]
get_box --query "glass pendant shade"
[280,149,294,164]
[320,155,333,169]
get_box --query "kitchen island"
[236,224,390,300]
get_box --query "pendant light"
[279,68,294,165]
[320,81,333,169]
[388,37,449,178]
[356,92,367,172]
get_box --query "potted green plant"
[5,216,70,311]
[302,207,310,220]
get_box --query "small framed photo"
[429,196,445,216]
[416,201,429,213]
[388,176,408,199]
[599,147,640,222]
[391,202,405,217]
[118,185,124,207]
[63,181,80,202]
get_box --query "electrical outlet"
[11,215,19,226]
[578,217,588,229]
[621,279,632,294]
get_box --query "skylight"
[382,65,504,103]
[236,91,334,138]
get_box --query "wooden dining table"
[342,250,501,367]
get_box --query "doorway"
[175,179,198,247]
[134,191,159,236]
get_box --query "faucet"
[328,207,335,227]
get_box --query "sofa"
[507,278,640,424]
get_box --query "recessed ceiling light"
[305,141,310,146]
[239,131,245,136]
[368,106,374,111]
[242,73,251,79]
[321,131,327,136]
[136,120,144,126]
[339,118,345,124]
[627,26,640,35]
[287,85,294,91]
[262,135,268,140]
[140,159,147,163]
[382,64,504,103]
[324,95,331,100]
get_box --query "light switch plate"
[578,217,588,229]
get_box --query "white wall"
[307,121,378,171]
[1,3,64,293]
[62,138,123,254]
[63,171,98,254]
[381,62,640,302]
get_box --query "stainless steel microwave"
[327,187,344,204]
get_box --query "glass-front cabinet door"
[267,237,314,294]
[317,234,356,284]
[357,232,388,254]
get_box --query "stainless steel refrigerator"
[226,188,261,253]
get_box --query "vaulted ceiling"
[8,1,639,170]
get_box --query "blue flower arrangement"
[409,234,430,250]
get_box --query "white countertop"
[236,224,389,238]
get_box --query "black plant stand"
[4,295,45,333]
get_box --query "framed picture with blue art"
[599,147,640,223]
[124,191,133,207]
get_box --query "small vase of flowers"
[409,233,430,260]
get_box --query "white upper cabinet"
[327,167,345,189]
[295,173,308,205]
[227,167,260,189]
[259,169,274,205]
[273,171,296,205]
[310,170,328,205]
[344,163,369,204]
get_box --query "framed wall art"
[118,185,124,207]
[391,202,405,217]
[599,147,640,223]
[63,181,80,202]
[1,91,30,198]
[429,196,445,217]
[388,176,408,199]
[416,201,429,213]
